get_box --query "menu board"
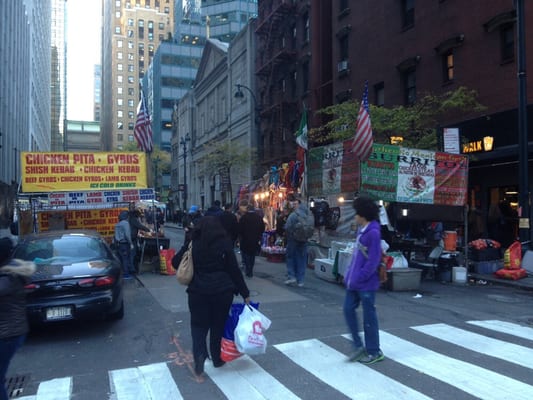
[21,152,148,192]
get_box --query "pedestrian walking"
[204,200,223,217]
[0,237,36,400]
[220,203,239,245]
[179,216,250,376]
[343,196,384,364]
[238,204,265,278]
[128,206,151,273]
[114,210,134,278]
[283,199,314,287]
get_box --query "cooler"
[314,258,337,283]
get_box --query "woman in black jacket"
[0,238,35,400]
[185,217,250,376]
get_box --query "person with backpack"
[284,198,314,287]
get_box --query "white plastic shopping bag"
[234,305,272,355]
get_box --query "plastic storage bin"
[386,268,422,291]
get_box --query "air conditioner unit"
[337,60,349,72]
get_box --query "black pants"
[188,290,234,364]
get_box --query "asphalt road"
[7,225,533,399]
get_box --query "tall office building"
[0,0,51,225]
[94,64,101,122]
[146,0,257,151]
[101,0,175,151]
[51,0,67,151]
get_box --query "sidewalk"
[137,223,533,309]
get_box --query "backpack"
[292,213,314,242]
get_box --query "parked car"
[12,230,124,324]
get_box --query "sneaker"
[347,347,366,362]
[297,282,304,287]
[284,278,297,285]
[359,351,384,365]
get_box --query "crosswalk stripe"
[204,355,299,400]
[370,331,533,399]
[467,319,533,341]
[18,377,72,400]
[109,363,183,400]
[275,338,432,400]
[412,323,533,369]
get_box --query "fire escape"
[255,0,299,167]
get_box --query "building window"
[128,53,134,60]
[128,41,134,49]
[117,87,123,95]
[443,50,454,82]
[402,0,414,29]
[117,40,123,48]
[339,35,349,61]
[115,11,121,18]
[117,64,123,71]
[128,30,134,38]
[128,99,134,107]
[500,23,514,62]
[159,22,165,30]
[339,0,349,12]
[128,122,134,130]
[128,135,134,142]
[117,122,123,130]
[403,68,416,105]
[138,27,144,39]
[117,75,123,83]
[128,64,134,72]
[138,19,144,27]
[128,76,134,84]
[117,98,123,106]
[117,134,123,141]
[374,82,384,106]
[303,13,310,42]
[128,111,135,119]
[128,88,134,96]
[115,26,121,34]
[117,110,123,118]
[302,61,309,92]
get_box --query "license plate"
[45,306,72,321]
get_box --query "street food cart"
[307,142,469,286]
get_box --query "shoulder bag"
[176,242,194,285]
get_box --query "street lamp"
[234,84,261,176]
[234,84,260,125]
[180,133,191,211]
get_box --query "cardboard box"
[387,268,422,291]
[314,258,337,283]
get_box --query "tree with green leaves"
[121,143,171,190]
[310,86,486,150]
[201,141,256,202]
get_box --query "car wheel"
[107,300,124,320]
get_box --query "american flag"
[134,92,153,153]
[352,81,373,161]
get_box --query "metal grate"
[5,374,30,399]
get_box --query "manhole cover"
[5,374,30,399]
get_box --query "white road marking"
[275,338,432,400]
[413,322,533,369]
[467,319,533,341]
[366,330,533,399]
[204,355,300,400]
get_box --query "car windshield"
[14,235,109,263]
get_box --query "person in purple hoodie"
[343,196,384,365]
